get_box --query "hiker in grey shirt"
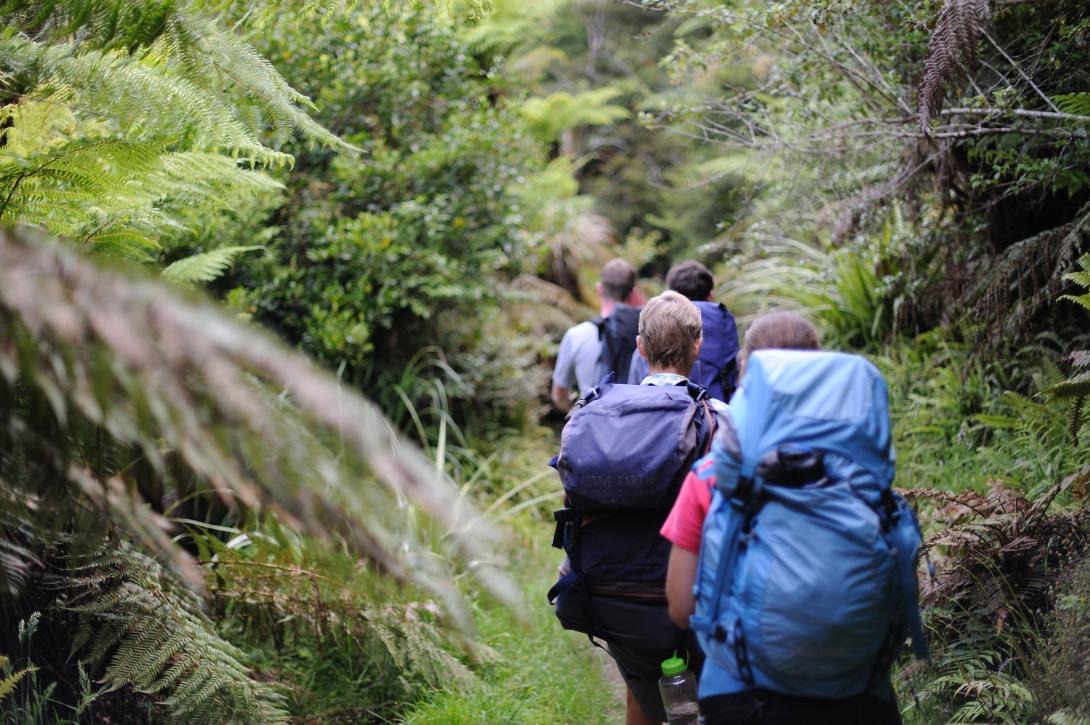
[551,259,641,412]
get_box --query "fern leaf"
[1054,92,1090,118]
[919,0,993,131]
[0,663,36,702]
[1043,371,1090,400]
[161,245,262,287]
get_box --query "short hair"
[666,261,714,301]
[638,291,703,372]
[740,311,820,365]
[600,258,636,302]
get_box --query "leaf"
[918,0,993,130]
[161,245,263,287]
[1043,371,1090,400]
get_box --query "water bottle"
[658,655,699,724]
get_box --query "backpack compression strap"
[689,475,763,686]
[884,492,930,660]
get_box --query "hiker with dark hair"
[629,261,739,401]
[551,258,642,412]
[666,260,715,302]
[550,291,726,725]
[662,312,926,724]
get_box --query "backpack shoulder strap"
[681,381,717,455]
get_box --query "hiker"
[549,291,723,725]
[661,312,820,620]
[662,312,927,725]
[551,258,642,412]
[628,261,739,401]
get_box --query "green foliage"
[1028,553,1090,720]
[0,228,515,719]
[0,656,35,703]
[204,528,477,721]
[649,0,1090,346]
[1054,92,1090,117]
[161,245,262,287]
[521,87,632,143]
[0,0,332,260]
[66,544,287,724]
[235,0,540,412]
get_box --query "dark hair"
[666,261,714,301]
[600,258,636,302]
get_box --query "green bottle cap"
[661,656,687,676]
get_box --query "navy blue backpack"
[548,379,716,650]
[629,301,739,399]
[594,304,642,385]
[691,350,928,699]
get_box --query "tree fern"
[521,87,631,143]
[0,1,343,150]
[0,0,345,260]
[0,90,284,258]
[161,245,262,286]
[919,0,993,131]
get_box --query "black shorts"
[698,688,901,725]
[608,633,704,723]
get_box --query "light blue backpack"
[690,350,928,699]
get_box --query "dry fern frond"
[0,227,516,623]
[919,476,1090,641]
[919,0,994,131]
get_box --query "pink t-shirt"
[660,456,716,553]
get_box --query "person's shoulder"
[708,397,730,415]
[560,320,599,344]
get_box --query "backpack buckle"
[730,476,762,509]
[552,508,580,550]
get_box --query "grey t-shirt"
[552,321,602,395]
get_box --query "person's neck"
[647,365,688,378]
[599,299,622,317]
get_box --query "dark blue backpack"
[594,304,641,385]
[548,380,716,648]
[628,301,739,399]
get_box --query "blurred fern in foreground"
[0,227,515,721]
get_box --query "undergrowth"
[401,429,623,724]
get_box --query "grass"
[401,545,623,724]
[402,429,624,724]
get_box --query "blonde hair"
[638,291,703,371]
[740,312,820,373]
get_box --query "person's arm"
[551,382,572,412]
[666,545,699,628]
[551,326,580,412]
[660,464,715,628]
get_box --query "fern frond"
[1054,93,1090,118]
[0,1,177,51]
[0,227,517,623]
[161,245,262,286]
[919,0,993,131]
[67,544,288,723]
[0,661,36,702]
[0,2,346,154]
